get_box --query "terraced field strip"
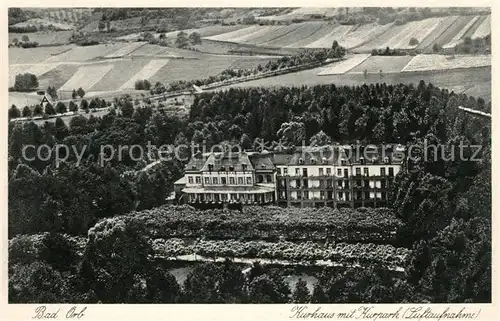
[243,24,303,45]
[120,59,170,89]
[392,18,444,50]
[348,55,413,74]
[354,24,407,51]
[416,16,459,51]
[45,43,124,63]
[8,45,75,64]
[59,64,114,91]
[462,15,488,39]
[422,16,473,53]
[118,25,245,42]
[127,44,167,57]
[443,16,480,49]
[262,22,325,47]
[104,42,147,58]
[471,15,491,38]
[301,24,352,48]
[24,63,61,78]
[380,18,441,50]
[317,54,371,75]
[149,55,272,84]
[204,25,262,42]
[342,23,394,49]
[38,64,80,90]
[89,59,152,91]
[231,26,279,43]
[401,54,491,72]
[285,23,338,48]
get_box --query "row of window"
[188,176,253,185]
[280,178,391,189]
[284,191,388,201]
[277,167,395,177]
[188,174,274,185]
[189,193,272,202]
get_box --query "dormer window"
[191,165,196,170]
[242,164,247,171]
[299,158,304,165]
[220,166,226,171]
[360,157,365,165]
[208,163,214,171]
[322,157,327,164]
[229,166,234,171]
[384,156,390,164]
[311,157,316,164]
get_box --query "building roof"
[272,153,294,165]
[184,144,405,171]
[185,153,206,171]
[201,151,254,172]
[174,177,186,185]
[249,154,275,171]
[288,146,341,165]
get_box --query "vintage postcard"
[1,1,497,320]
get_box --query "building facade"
[176,145,405,208]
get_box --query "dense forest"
[8,81,491,303]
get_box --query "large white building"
[175,145,405,208]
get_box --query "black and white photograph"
[5,4,493,312]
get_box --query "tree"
[277,121,306,146]
[22,35,29,42]
[54,117,69,141]
[9,105,21,119]
[9,261,66,303]
[69,101,78,113]
[121,101,134,118]
[248,274,290,303]
[432,43,441,53]
[409,37,419,46]
[13,73,38,91]
[80,99,89,112]
[72,89,77,99]
[145,266,181,303]
[188,32,202,45]
[309,130,332,146]
[175,31,189,48]
[292,278,310,303]
[76,87,85,99]
[47,86,57,100]
[33,104,43,116]
[89,99,99,110]
[183,263,223,303]
[240,133,252,150]
[98,20,106,31]
[81,217,153,303]
[22,106,32,117]
[44,103,56,116]
[311,283,328,303]
[55,102,67,114]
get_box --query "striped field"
[318,54,371,75]
[59,64,114,91]
[120,60,170,89]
